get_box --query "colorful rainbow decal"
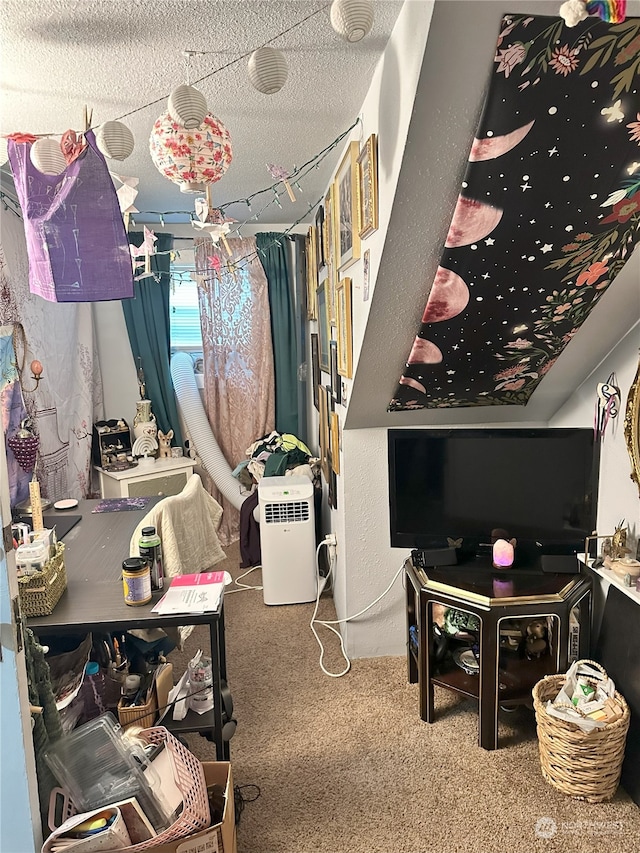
[585,0,627,23]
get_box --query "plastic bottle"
[139,526,164,591]
[80,661,106,723]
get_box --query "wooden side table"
[96,457,195,498]
[405,558,592,749]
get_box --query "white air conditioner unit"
[258,475,317,605]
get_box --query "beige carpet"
[171,542,640,853]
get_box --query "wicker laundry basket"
[532,662,630,803]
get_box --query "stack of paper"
[151,572,224,615]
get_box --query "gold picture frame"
[323,184,338,325]
[330,411,340,475]
[305,226,317,320]
[624,350,640,496]
[357,133,378,238]
[336,277,353,378]
[334,140,361,271]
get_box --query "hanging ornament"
[7,419,40,473]
[60,130,87,165]
[111,173,139,230]
[149,112,233,193]
[247,47,288,95]
[95,120,135,161]
[330,0,374,43]
[267,163,296,202]
[168,84,208,129]
[30,137,66,175]
[192,198,234,254]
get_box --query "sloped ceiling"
[346,0,640,429]
[0,0,404,226]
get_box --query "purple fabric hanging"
[7,131,134,303]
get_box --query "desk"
[27,499,230,760]
[405,559,592,750]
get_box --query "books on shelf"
[151,571,225,615]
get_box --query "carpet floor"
[170,542,640,853]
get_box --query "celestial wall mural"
[389,12,640,411]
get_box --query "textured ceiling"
[0,0,403,225]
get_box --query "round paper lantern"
[30,137,66,175]
[95,121,135,160]
[149,112,233,192]
[247,47,288,95]
[330,0,374,42]
[168,84,208,130]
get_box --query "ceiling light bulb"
[330,0,374,43]
[247,47,288,95]
[168,84,208,130]
[95,121,135,161]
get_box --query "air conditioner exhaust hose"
[170,351,246,510]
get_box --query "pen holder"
[117,664,173,730]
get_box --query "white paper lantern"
[95,121,135,161]
[330,0,374,43]
[247,47,288,95]
[168,84,208,130]
[30,137,66,175]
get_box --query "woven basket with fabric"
[532,662,630,803]
[18,542,66,617]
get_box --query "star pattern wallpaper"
[389,12,640,412]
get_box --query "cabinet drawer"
[127,472,189,497]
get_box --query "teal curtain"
[122,232,183,446]
[256,232,298,436]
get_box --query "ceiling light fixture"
[168,84,208,129]
[247,46,289,94]
[29,137,66,175]
[330,0,374,43]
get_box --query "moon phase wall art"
[389,12,640,411]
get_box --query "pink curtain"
[195,236,275,545]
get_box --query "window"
[169,265,202,353]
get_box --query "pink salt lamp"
[493,538,515,569]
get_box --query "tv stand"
[405,558,592,750]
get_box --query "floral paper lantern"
[95,121,135,161]
[149,112,233,193]
[30,137,66,175]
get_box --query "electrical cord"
[223,564,263,594]
[310,540,409,678]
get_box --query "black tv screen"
[388,428,599,555]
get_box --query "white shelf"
[580,556,640,606]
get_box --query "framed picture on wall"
[330,411,340,475]
[311,333,320,410]
[323,184,337,325]
[330,339,341,405]
[336,277,353,378]
[305,228,317,320]
[357,133,379,239]
[318,384,330,482]
[316,280,330,373]
[315,204,326,270]
[334,140,361,271]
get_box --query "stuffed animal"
[157,429,174,459]
[524,619,548,659]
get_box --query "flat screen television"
[388,428,599,562]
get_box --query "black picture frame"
[315,204,325,270]
[311,333,320,411]
[330,340,341,405]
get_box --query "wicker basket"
[17,542,66,617]
[532,662,630,803]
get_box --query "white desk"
[96,457,195,499]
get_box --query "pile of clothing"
[233,431,321,569]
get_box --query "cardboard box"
[151,762,236,853]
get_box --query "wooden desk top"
[27,499,223,635]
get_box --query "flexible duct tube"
[170,351,246,510]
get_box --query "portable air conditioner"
[258,475,317,605]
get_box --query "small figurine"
[157,429,174,459]
[611,520,631,560]
[524,619,548,659]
